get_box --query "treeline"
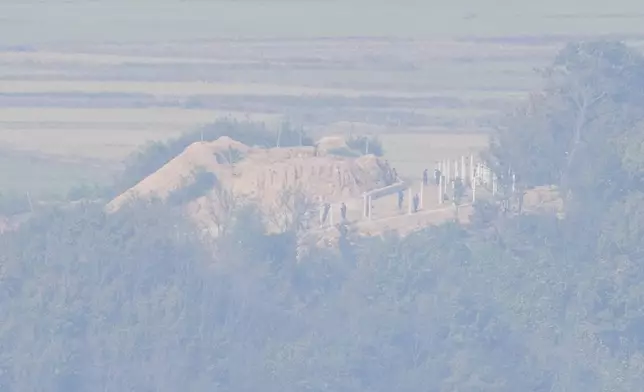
[0,196,556,391]
[1,40,644,391]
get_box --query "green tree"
[489,41,644,203]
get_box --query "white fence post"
[461,156,466,180]
[472,177,476,203]
[470,155,474,184]
[512,172,516,193]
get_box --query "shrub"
[346,135,384,156]
[167,167,219,206]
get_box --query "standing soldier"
[397,190,404,210]
[434,168,442,185]
[423,169,428,186]
[340,202,347,221]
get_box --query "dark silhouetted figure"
[340,202,347,221]
[412,193,420,212]
[423,169,428,186]
[434,169,442,185]
[397,190,404,210]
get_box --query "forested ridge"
[2,41,644,391]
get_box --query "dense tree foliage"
[2,40,644,391]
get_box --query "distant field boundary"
[0,80,527,100]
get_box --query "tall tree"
[489,41,644,203]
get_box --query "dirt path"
[306,181,474,243]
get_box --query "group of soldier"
[319,201,348,226]
[430,166,468,204]
[396,189,420,213]
[319,162,474,227]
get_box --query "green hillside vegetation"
[2,40,644,391]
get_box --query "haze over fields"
[2,0,644,194]
[2,1,644,391]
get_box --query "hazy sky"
[2,1,644,44]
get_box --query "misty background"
[2,1,644,391]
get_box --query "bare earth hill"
[107,136,398,235]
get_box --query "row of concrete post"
[433,156,517,203]
[318,157,517,228]
[435,155,477,205]
[475,163,516,196]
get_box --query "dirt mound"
[108,137,396,234]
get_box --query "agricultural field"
[2,0,644,197]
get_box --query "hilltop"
[107,135,399,236]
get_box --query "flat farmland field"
[0,149,113,196]
[0,108,283,160]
